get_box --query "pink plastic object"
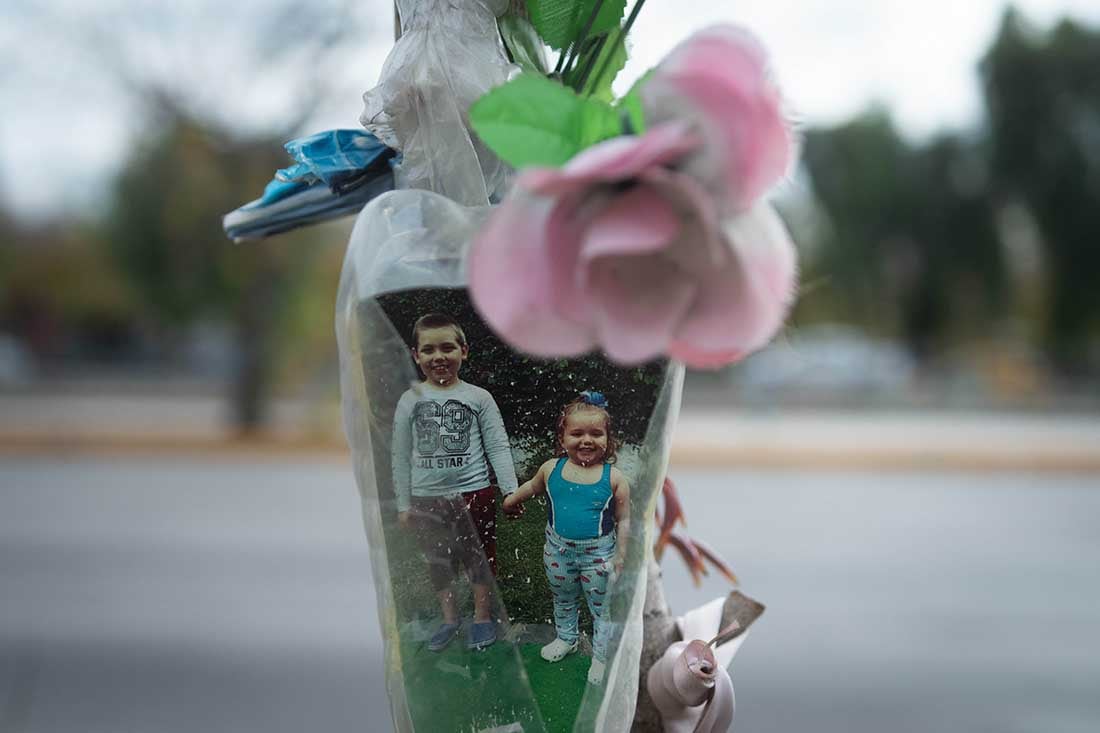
[646,639,735,733]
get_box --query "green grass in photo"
[399,634,546,732]
[398,631,592,733]
[519,643,590,733]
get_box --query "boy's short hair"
[412,312,467,348]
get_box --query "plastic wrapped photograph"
[336,193,683,730]
[232,0,800,728]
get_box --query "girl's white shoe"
[540,638,578,662]
[587,658,606,685]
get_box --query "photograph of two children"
[359,287,669,689]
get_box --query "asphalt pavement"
[2,457,1098,732]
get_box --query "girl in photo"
[502,391,629,685]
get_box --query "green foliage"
[469,73,622,167]
[2,233,136,323]
[105,117,284,322]
[980,9,1100,373]
[801,110,1004,360]
[102,112,328,429]
[474,3,646,164]
[564,31,628,102]
[499,12,549,75]
[0,220,143,364]
[527,0,627,51]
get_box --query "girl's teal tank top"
[545,457,615,539]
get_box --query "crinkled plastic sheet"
[336,189,684,732]
[361,0,514,207]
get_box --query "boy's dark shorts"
[409,486,497,591]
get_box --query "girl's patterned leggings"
[543,526,616,661]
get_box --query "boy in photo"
[391,312,518,652]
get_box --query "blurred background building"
[1,2,1098,732]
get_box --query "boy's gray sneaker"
[467,621,497,650]
[427,622,461,652]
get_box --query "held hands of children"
[501,490,525,517]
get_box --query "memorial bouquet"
[228,2,798,730]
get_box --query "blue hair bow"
[580,390,609,409]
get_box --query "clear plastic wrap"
[336,189,684,732]
[360,0,515,207]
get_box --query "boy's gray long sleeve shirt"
[391,380,519,513]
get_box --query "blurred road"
[0,457,384,733]
[2,457,1099,732]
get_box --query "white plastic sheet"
[360,0,515,207]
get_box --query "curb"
[3,430,1098,472]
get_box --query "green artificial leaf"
[569,31,628,101]
[469,73,622,167]
[615,69,653,133]
[577,93,624,147]
[498,12,549,75]
[528,0,627,51]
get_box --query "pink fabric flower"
[468,26,797,368]
[643,24,794,213]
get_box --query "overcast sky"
[2,0,1099,221]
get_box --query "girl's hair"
[412,312,467,348]
[555,391,619,464]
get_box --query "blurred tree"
[15,0,381,431]
[801,111,1005,362]
[799,109,915,335]
[982,8,1100,375]
[103,111,326,430]
[904,134,1005,359]
[2,220,138,361]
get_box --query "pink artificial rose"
[643,24,794,213]
[468,25,796,368]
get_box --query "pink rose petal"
[469,193,596,357]
[639,167,725,274]
[588,254,697,364]
[521,122,701,197]
[544,191,600,323]
[580,184,682,263]
[645,24,792,212]
[669,203,797,362]
[670,74,790,209]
